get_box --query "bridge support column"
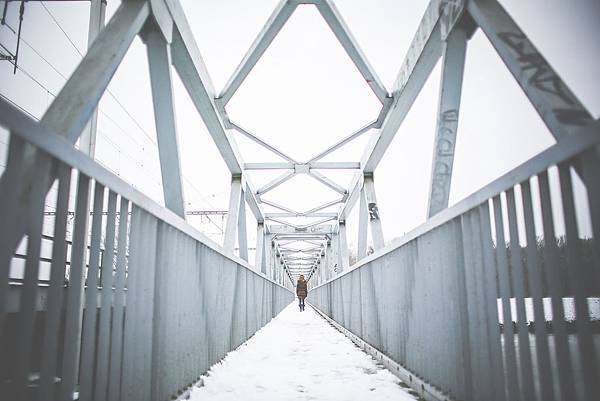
[79,0,106,158]
[255,223,265,273]
[357,174,384,260]
[224,175,248,260]
[237,188,248,261]
[427,25,467,218]
[143,22,186,217]
[338,221,349,272]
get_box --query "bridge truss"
[0,0,599,400]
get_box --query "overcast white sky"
[0,0,598,255]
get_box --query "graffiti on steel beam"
[368,202,380,221]
[498,31,592,127]
[440,0,465,40]
[430,109,458,207]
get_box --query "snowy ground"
[189,302,418,401]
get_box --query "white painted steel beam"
[309,170,347,194]
[337,221,349,272]
[364,175,384,249]
[265,212,338,218]
[261,199,299,215]
[257,170,295,195]
[255,224,264,271]
[336,1,447,222]
[78,0,107,158]
[304,198,344,215]
[427,27,468,218]
[243,161,360,170]
[237,189,248,261]
[0,0,150,268]
[231,121,298,163]
[268,225,336,235]
[314,0,388,103]
[467,0,594,140]
[224,176,243,251]
[306,120,377,163]
[357,186,368,259]
[143,23,186,217]
[362,0,445,174]
[218,0,297,105]
[168,7,265,222]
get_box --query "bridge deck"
[189,302,417,401]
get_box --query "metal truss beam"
[257,170,295,195]
[244,162,360,170]
[268,225,336,235]
[309,170,347,194]
[362,0,445,174]
[467,0,594,140]
[218,0,297,105]
[143,22,186,217]
[224,176,243,251]
[167,0,265,222]
[306,120,377,163]
[364,175,384,249]
[0,0,151,267]
[337,0,453,222]
[427,26,468,217]
[230,121,298,163]
[314,0,388,103]
[265,212,338,218]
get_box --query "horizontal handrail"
[315,119,600,289]
[0,98,289,291]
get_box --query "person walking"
[296,275,308,311]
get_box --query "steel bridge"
[0,0,599,400]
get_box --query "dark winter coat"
[296,279,307,299]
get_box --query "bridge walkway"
[189,302,417,401]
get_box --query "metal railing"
[0,98,294,401]
[309,121,600,401]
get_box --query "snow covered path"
[189,303,418,401]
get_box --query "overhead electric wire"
[37,3,159,147]
[3,3,228,239]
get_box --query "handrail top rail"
[0,98,291,291]
[313,119,600,289]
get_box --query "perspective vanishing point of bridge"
[0,0,599,400]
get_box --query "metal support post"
[224,175,242,251]
[338,221,349,272]
[255,223,265,272]
[143,22,185,217]
[237,188,248,261]
[363,175,384,249]
[427,26,468,217]
[357,185,368,259]
[79,0,106,157]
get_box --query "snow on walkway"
[189,303,418,401]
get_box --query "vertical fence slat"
[506,188,535,400]
[493,195,520,401]
[558,162,599,400]
[39,164,72,398]
[460,212,477,401]
[94,190,118,401]
[479,202,507,401]
[14,163,48,399]
[79,183,105,401]
[108,198,130,401]
[521,179,555,401]
[58,174,91,401]
[538,170,575,400]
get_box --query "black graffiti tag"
[498,31,591,126]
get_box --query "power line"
[40,2,85,57]
[38,2,158,146]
